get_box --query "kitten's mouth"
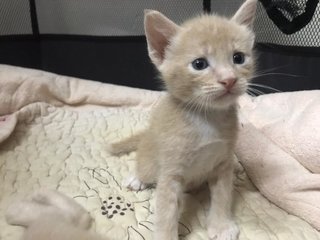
[215,88,244,100]
[216,90,234,100]
[200,88,243,105]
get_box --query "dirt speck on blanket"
[0,65,319,240]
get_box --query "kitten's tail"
[107,131,145,156]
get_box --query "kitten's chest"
[183,111,236,179]
[188,119,228,167]
[187,111,235,147]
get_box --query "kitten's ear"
[144,10,180,67]
[232,0,257,28]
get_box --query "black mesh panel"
[0,0,32,35]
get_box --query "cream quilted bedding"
[0,65,319,240]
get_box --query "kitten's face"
[160,16,255,109]
[144,0,257,109]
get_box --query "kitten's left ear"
[232,0,257,28]
[144,10,180,67]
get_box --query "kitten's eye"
[191,58,209,70]
[233,52,245,64]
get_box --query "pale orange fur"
[110,1,257,240]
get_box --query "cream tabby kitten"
[110,1,257,240]
[6,189,105,240]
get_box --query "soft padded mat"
[0,65,319,240]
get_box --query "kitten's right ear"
[144,10,179,67]
[232,0,257,28]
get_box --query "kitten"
[6,189,106,240]
[110,1,257,240]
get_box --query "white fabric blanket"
[0,65,319,240]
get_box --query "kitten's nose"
[218,77,237,90]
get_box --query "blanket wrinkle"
[0,114,17,143]
[238,92,320,174]
[0,65,163,117]
[0,102,53,143]
[236,106,320,230]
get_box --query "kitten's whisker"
[202,85,220,89]
[248,83,281,93]
[196,96,204,114]
[249,87,265,95]
[198,95,208,123]
[204,95,211,123]
[203,92,218,96]
[254,64,291,75]
[202,88,220,93]
[180,94,204,114]
[202,90,220,95]
[250,88,265,95]
[191,103,201,116]
[246,90,257,97]
[247,87,265,96]
[253,72,303,78]
[181,99,194,113]
[247,91,259,97]
[246,89,259,97]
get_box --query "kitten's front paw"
[207,221,239,240]
[122,175,147,191]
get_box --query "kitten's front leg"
[154,175,184,240]
[207,160,239,240]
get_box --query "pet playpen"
[0,0,319,92]
[0,1,320,240]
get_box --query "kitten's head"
[145,0,257,109]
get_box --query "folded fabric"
[237,92,320,230]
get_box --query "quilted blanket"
[0,64,319,240]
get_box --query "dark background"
[0,0,319,93]
[1,35,319,93]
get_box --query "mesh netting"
[0,0,319,47]
[208,0,320,47]
[0,0,32,35]
[255,0,320,46]
[259,0,319,34]
[2,0,202,36]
